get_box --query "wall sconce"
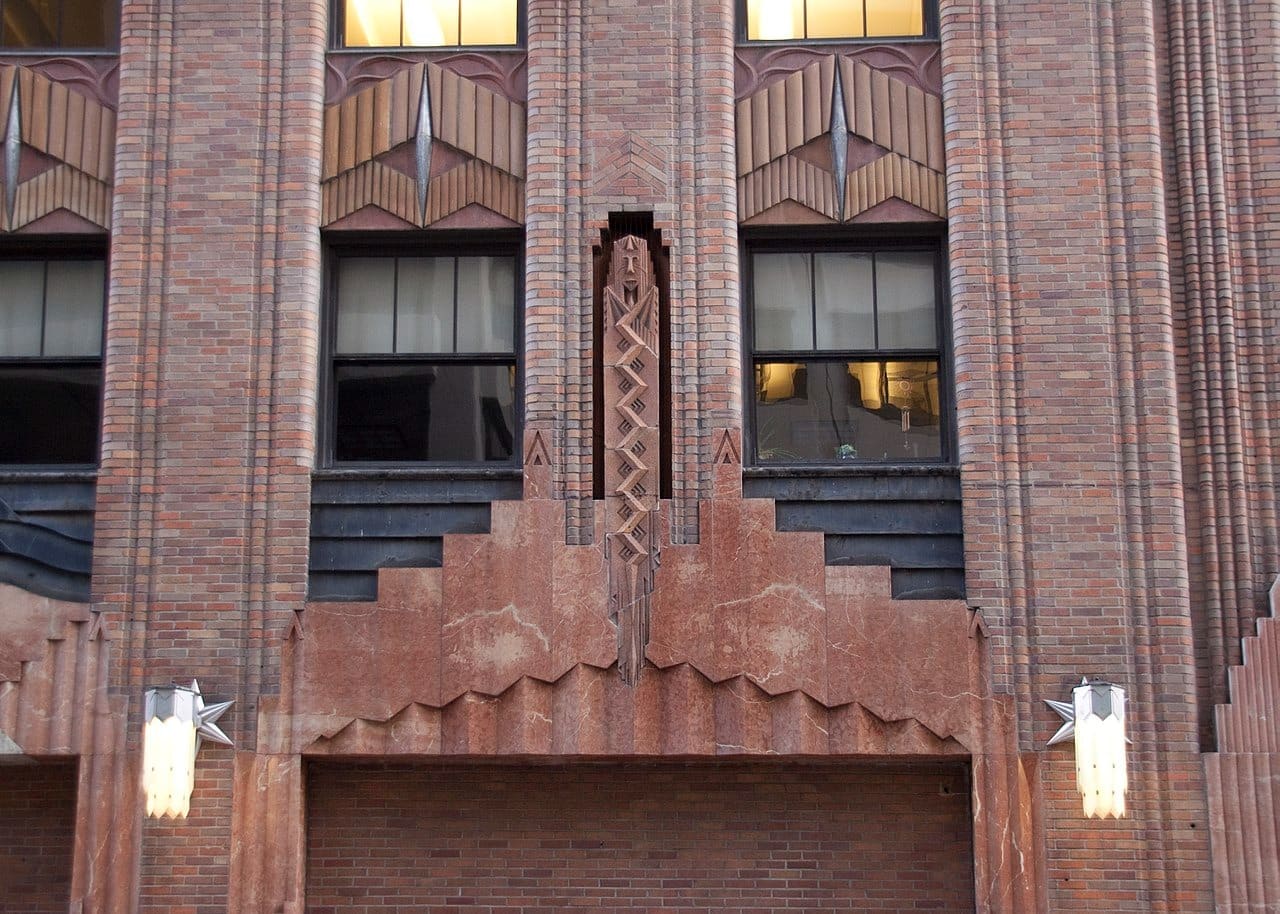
[142,681,233,819]
[1046,678,1128,819]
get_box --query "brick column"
[86,0,324,908]
[943,0,1211,908]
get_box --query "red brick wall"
[0,761,76,914]
[306,761,974,913]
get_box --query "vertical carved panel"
[603,235,662,685]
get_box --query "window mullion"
[39,260,49,356]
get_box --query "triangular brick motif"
[88,611,110,642]
[713,429,741,467]
[524,429,551,467]
[285,610,304,643]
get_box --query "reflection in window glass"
[0,257,106,465]
[334,363,515,462]
[456,256,515,353]
[1,0,118,47]
[397,258,455,353]
[754,359,941,463]
[331,252,518,464]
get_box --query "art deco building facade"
[0,0,1276,910]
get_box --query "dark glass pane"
[754,359,941,463]
[3,0,57,47]
[59,0,116,46]
[0,365,100,463]
[335,362,516,462]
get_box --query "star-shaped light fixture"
[1045,677,1128,819]
[142,681,234,819]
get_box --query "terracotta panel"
[925,91,945,171]
[47,80,68,163]
[388,67,410,147]
[491,94,510,173]
[800,61,822,144]
[889,77,909,156]
[437,66,459,151]
[736,96,752,175]
[784,66,804,151]
[508,101,525,178]
[751,89,769,173]
[407,63,424,139]
[457,78,477,157]
[336,96,356,174]
[16,67,35,145]
[322,105,338,178]
[354,88,373,168]
[372,78,392,158]
[907,84,928,165]
[767,77,787,163]
[63,87,85,172]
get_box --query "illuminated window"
[0,0,118,48]
[0,257,106,465]
[340,0,520,48]
[748,244,947,465]
[328,248,519,464]
[744,0,927,41]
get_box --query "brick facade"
[0,761,77,914]
[0,0,1275,911]
[306,762,975,913]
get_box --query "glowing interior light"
[345,0,401,46]
[751,0,800,40]
[1073,682,1128,819]
[403,0,448,46]
[142,687,198,820]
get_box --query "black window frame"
[0,240,108,469]
[0,0,120,51]
[331,0,527,50]
[321,231,524,470]
[736,0,938,44]
[743,232,954,469]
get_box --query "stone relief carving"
[603,235,662,685]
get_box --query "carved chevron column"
[603,234,661,685]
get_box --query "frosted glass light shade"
[142,686,198,819]
[1073,682,1127,819]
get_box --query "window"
[0,0,119,49]
[748,243,947,465]
[328,249,518,464]
[743,0,928,41]
[0,257,105,465]
[338,0,520,48]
